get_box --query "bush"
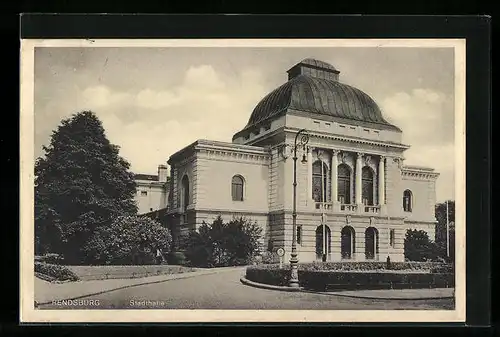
[246,264,290,286]
[404,229,439,262]
[245,262,455,291]
[83,215,172,265]
[35,262,79,282]
[182,216,263,267]
[167,252,187,265]
[35,253,64,264]
[299,270,454,291]
[260,251,280,264]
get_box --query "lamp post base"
[289,255,300,288]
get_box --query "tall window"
[389,229,395,247]
[403,190,413,212]
[231,175,244,201]
[362,167,374,206]
[297,226,302,245]
[312,160,329,202]
[337,164,351,204]
[181,175,190,212]
[315,225,331,259]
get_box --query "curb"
[302,290,455,301]
[36,268,243,306]
[240,277,303,292]
[240,277,454,300]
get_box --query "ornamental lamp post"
[289,128,309,288]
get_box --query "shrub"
[35,262,79,282]
[83,215,173,265]
[260,251,280,264]
[246,264,290,286]
[182,216,263,267]
[299,270,454,291]
[35,253,64,264]
[167,252,187,265]
[245,262,454,291]
[404,229,439,262]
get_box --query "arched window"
[231,175,244,201]
[181,175,190,212]
[312,160,329,202]
[365,227,379,260]
[337,164,351,204]
[403,190,413,212]
[315,225,331,260]
[341,226,356,259]
[362,167,374,206]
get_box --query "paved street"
[38,268,454,310]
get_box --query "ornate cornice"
[199,148,270,164]
[402,166,440,180]
[284,127,410,150]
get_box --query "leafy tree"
[84,215,172,265]
[35,111,137,263]
[181,216,263,267]
[435,200,455,262]
[404,229,438,262]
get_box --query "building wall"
[135,181,168,214]
[269,212,406,263]
[195,150,270,213]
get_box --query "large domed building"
[143,58,439,263]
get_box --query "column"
[355,152,363,206]
[307,146,313,204]
[331,150,338,207]
[378,156,386,205]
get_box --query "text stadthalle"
[129,299,168,307]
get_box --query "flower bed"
[245,261,454,291]
[35,262,80,282]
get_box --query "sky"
[34,46,456,202]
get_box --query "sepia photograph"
[20,39,466,323]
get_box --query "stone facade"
[162,59,440,263]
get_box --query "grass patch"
[66,265,197,281]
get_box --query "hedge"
[35,262,79,282]
[299,271,454,291]
[245,262,455,291]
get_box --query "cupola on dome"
[244,58,400,132]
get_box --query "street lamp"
[289,128,309,288]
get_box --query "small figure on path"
[386,256,391,270]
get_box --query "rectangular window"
[325,122,331,126]
[350,126,356,130]
[364,129,370,132]
[141,191,147,196]
[313,121,320,125]
[390,229,395,247]
[297,226,302,245]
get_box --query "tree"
[83,215,172,265]
[435,200,455,262]
[181,216,263,267]
[35,111,137,263]
[404,229,438,262]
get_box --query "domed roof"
[245,59,399,131]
